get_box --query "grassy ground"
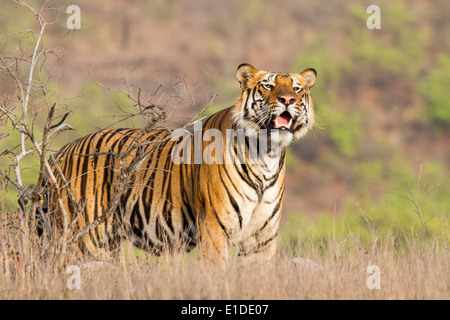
[1,221,448,300]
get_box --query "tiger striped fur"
[44,64,316,266]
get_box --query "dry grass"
[1,227,448,300]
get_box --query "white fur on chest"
[229,179,283,246]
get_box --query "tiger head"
[232,63,316,149]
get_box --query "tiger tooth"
[275,118,279,128]
[288,118,292,128]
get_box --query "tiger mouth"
[267,111,294,133]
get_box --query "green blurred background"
[1,0,449,245]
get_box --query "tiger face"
[233,63,316,149]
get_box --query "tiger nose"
[278,95,296,106]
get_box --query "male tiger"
[43,63,316,266]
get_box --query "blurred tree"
[419,54,450,126]
[348,1,428,78]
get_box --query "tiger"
[42,63,316,266]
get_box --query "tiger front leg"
[237,231,278,268]
[197,206,230,268]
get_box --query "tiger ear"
[236,63,259,90]
[299,68,317,88]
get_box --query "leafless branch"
[0,1,75,262]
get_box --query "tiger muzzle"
[267,111,295,133]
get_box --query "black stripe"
[264,183,285,204]
[202,114,215,129]
[61,141,77,181]
[145,132,169,224]
[179,151,196,228]
[262,163,285,192]
[241,162,262,194]
[104,135,123,204]
[104,128,126,144]
[69,139,87,188]
[79,133,99,201]
[133,201,144,238]
[207,187,229,238]
[162,144,175,234]
[82,195,97,247]
[243,88,253,119]
[141,131,162,220]
[183,201,195,231]
[232,156,259,191]
[231,136,259,190]
[221,161,244,197]
[258,190,284,233]
[155,215,169,243]
[91,132,109,193]
[215,110,227,132]
[93,190,104,247]
[218,170,242,229]
[238,232,278,257]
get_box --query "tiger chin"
[42,63,316,268]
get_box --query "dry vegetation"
[1,228,448,300]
